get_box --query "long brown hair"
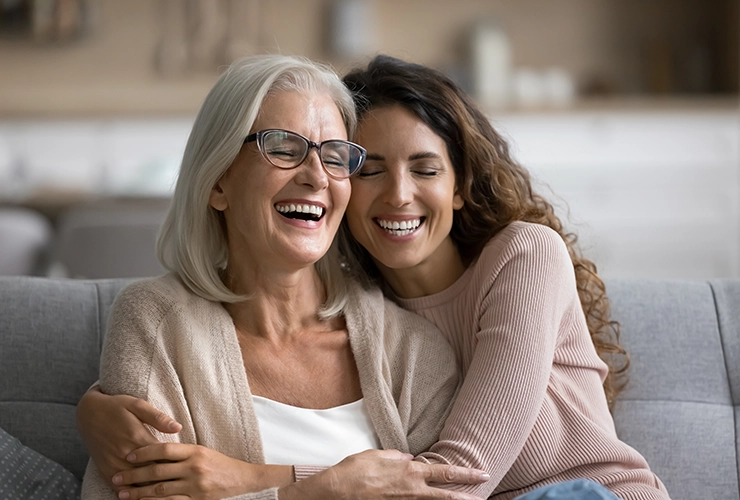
[342,55,628,408]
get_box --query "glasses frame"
[244,128,367,180]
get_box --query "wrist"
[277,470,330,500]
[241,463,294,492]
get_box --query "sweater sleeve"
[415,226,573,497]
[81,281,173,500]
[397,311,460,456]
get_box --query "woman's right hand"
[76,388,182,490]
[279,449,489,500]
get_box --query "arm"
[114,447,485,500]
[76,386,182,490]
[415,226,573,497]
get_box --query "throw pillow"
[0,426,80,499]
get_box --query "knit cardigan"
[397,221,670,500]
[80,273,459,500]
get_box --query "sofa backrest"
[0,276,738,499]
[0,277,128,479]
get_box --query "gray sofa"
[0,277,738,499]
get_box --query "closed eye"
[268,149,301,159]
[357,170,382,178]
[357,164,384,178]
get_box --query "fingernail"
[168,421,180,431]
[480,473,491,481]
[112,474,122,485]
[119,491,130,500]
[126,452,136,462]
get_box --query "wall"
[0,0,736,116]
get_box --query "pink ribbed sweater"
[397,221,670,500]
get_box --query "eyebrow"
[365,151,442,162]
[408,151,443,161]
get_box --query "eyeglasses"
[244,129,367,180]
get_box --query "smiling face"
[346,105,465,295]
[209,90,351,276]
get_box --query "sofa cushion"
[709,279,740,487]
[0,426,80,499]
[607,279,738,500]
[0,277,128,480]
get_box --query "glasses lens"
[262,130,308,168]
[320,141,353,178]
[321,141,365,178]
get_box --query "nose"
[383,171,413,207]
[295,149,330,190]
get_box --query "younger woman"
[336,55,669,500]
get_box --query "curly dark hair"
[341,55,628,408]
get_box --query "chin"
[375,254,420,271]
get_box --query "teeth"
[376,218,421,235]
[276,203,324,218]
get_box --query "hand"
[113,443,293,500]
[279,449,489,500]
[76,388,182,490]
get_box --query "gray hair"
[157,54,356,317]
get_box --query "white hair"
[157,54,356,317]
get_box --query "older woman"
[80,55,486,500]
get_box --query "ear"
[209,177,229,212]
[453,192,464,210]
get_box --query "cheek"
[344,195,368,241]
[332,180,352,214]
[347,179,376,209]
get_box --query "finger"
[118,479,187,500]
[426,489,483,500]
[129,398,182,434]
[127,443,194,464]
[113,462,187,487]
[421,463,490,485]
[141,495,191,500]
[359,448,414,461]
[139,496,190,500]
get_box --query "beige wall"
[0,0,736,116]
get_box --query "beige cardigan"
[81,273,459,500]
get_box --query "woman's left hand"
[112,442,293,500]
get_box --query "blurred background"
[0,0,738,280]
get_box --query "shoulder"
[485,220,568,258]
[477,221,571,273]
[110,273,206,332]
[469,222,577,308]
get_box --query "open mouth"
[275,203,325,222]
[375,217,424,236]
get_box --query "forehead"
[252,90,348,139]
[356,105,449,156]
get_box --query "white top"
[252,395,382,466]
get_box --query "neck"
[223,262,328,341]
[375,241,467,299]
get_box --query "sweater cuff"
[293,465,328,482]
[224,487,279,500]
